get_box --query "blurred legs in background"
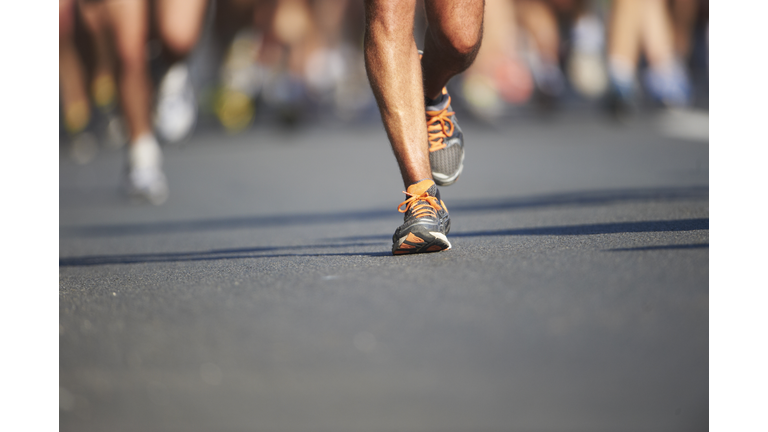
[78,0,118,115]
[60,1,103,165]
[99,0,168,204]
[259,0,316,123]
[608,0,690,114]
[61,0,708,154]
[211,0,264,132]
[77,0,128,152]
[60,0,93,152]
[461,0,534,119]
[561,0,609,100]
[152,0,209,144]
[212,0,367,130]
[517,0,565,101]
[669,0,700,62]
[459,0,605,119]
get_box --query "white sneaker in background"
[125,133,169,205]
[154,62,197,144]
[568,14,608,99]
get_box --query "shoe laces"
[426,95,455,153]
[398,190,442,218]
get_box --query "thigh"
[103,0,149,63]
[423,0,484,42]
[364,0,418,33]
[154,0,208,46]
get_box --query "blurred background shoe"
[214,29,263,133]
[567,14,608,100]
[643,59,692,108]
[154,62,198,144]
[461,73,504,121]
[124,133,169,205]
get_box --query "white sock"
[129,133,162,170]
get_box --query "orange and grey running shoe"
[392,179,452,255]
[426,87,464,186]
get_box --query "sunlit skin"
[60,0,90,133]
[155,0,209,62]
[77,0,117,109]
[516,0,560,65]
[364,0,484,188]
[96,0,153,142]
[609,0,677,72]
[76,0,208,143]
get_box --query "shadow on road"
[60,186,708,238]
[60,218,708,267]
[451,218,708,237]
[605,243,708,251]
[59,242,390,266]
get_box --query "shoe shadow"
[333,218,709,242]
[59,242,391,267]
[450,218,709,238]
[60,186,707,238]
[60,219,708,267]
[605,243,708,252]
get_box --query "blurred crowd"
[60,0,709,163]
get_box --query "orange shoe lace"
[398,190,442,218]
[426,92,455,153]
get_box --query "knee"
[364,0,416,43]
[163,35,197,57]
[160,28,199,58]
[433,24,483,61]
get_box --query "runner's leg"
[421,0,484,100]
[363,0,430,188]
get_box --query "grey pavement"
[60,112,708,432]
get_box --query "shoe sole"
[392,225,452,255]
[126,188,169,206]
[432,161,463,186]
[124,177,169,206]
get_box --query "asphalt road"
[59,111,709,432]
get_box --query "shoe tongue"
[407,179,436,197]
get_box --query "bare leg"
[516,0,559,65]
[364,0,431,187]
[252,0,321,81]
[608,0,643,72]
[607,0,678,81]
[60,0,91,134]
[640,0,690,106]
[422,0,484,99]
[104,0,168,204]
[364,0,483,187]
[153,0,208,143]
[469,0,518,77]
[463,0,534,107]
[310,0,350,48]
[103,0,152,142]
[155,0,209,60]
[78,0,117,110]
[640,0,676,68]
[670,0,699,60]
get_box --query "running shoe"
[426,87,465,186]
[392,179,451,255]
[567,14,608,100]
[124,134,169,205]
[154,62,197,144]
[126,165,169,206]
[643,60,691,108]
